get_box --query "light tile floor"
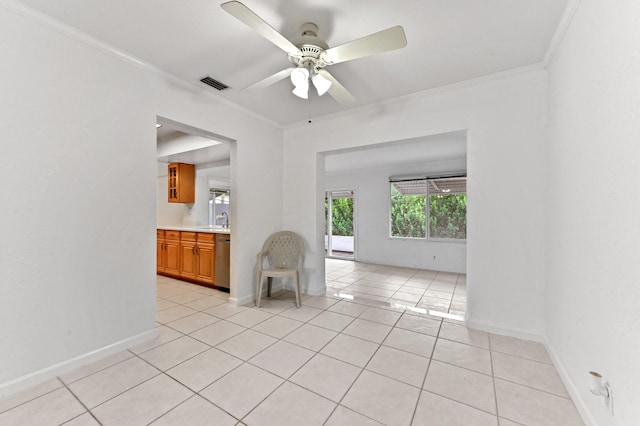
[0,259,584,425]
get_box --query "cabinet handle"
[192,246,196,255]
[196,246,200,255]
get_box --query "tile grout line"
[0,383,64,417]
[408,312,444,425]
[196,293,383,424]
[145,345,246,423]
[234,297,361,425]
[489,334,502,423]
[319,304,405,424]
[61,378,105,425]
[143,393,200,426]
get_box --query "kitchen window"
[390,176,467,240]
[209,188,230,228]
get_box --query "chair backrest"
[262,231,304,269]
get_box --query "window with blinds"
[390,176,466,240]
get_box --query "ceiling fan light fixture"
[290,67,309,87]
[292,80,309,99]
[311,72,332,96]
[221,2,408,106]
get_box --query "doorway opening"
[325,190,355,260]
[321,131,468,316]
[156,116,234,294]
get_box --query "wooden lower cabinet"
[157,230,165,272]
[165,233,181,276]
[157,230,180,276]
[195,234,215,283]
[158,229,217,287]
[179,241,197,280]
[179,232,198,280]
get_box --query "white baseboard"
[306,283,327,296]
[228,279,325,306]
[0,328,157,399]
[228,294,252,306]
[543,339,597,426]
[466,318,545,342]
[229,282,287,307]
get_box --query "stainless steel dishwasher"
[214,233,231,290]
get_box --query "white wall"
[284,69,548,338]
[325,158,467,272]
[545,1,640,424]
[0,2,282,395]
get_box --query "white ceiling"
[157,137,231,166]
[156,126,231,166]
[18,0,568,126]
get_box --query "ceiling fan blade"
[321,26,407,65]
[317,70,356,105]
[243,67,295,90]
[221,1,300,55]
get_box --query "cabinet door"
[168,163,195,203]
[168,164,179,202]
[178,163,195,203]
[180,241,197,280]
[157,238,166,273]
[157,230,166,274]
[196,242,215,284]
[165,240,181,276]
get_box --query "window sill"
[389,236,466,244]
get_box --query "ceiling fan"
[220,1,407,104]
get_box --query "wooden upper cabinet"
[168,162,195,203]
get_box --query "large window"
[390,177,466,240]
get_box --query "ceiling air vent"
[200,76,229,91]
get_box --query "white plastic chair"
[256,231,304,308]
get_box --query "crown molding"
[543,0,583,68]
[2,0,579,131]
[0,0,283,130]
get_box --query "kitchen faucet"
[216,212,229,228]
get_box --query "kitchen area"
[156,120,232,292]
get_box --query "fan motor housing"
[290,23,329,68]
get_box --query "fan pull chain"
[307,96,312,124]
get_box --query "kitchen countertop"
[158,226,231,234]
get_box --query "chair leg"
[267,277,273,298]
[293,272,301,308]
[256,272,264,308]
